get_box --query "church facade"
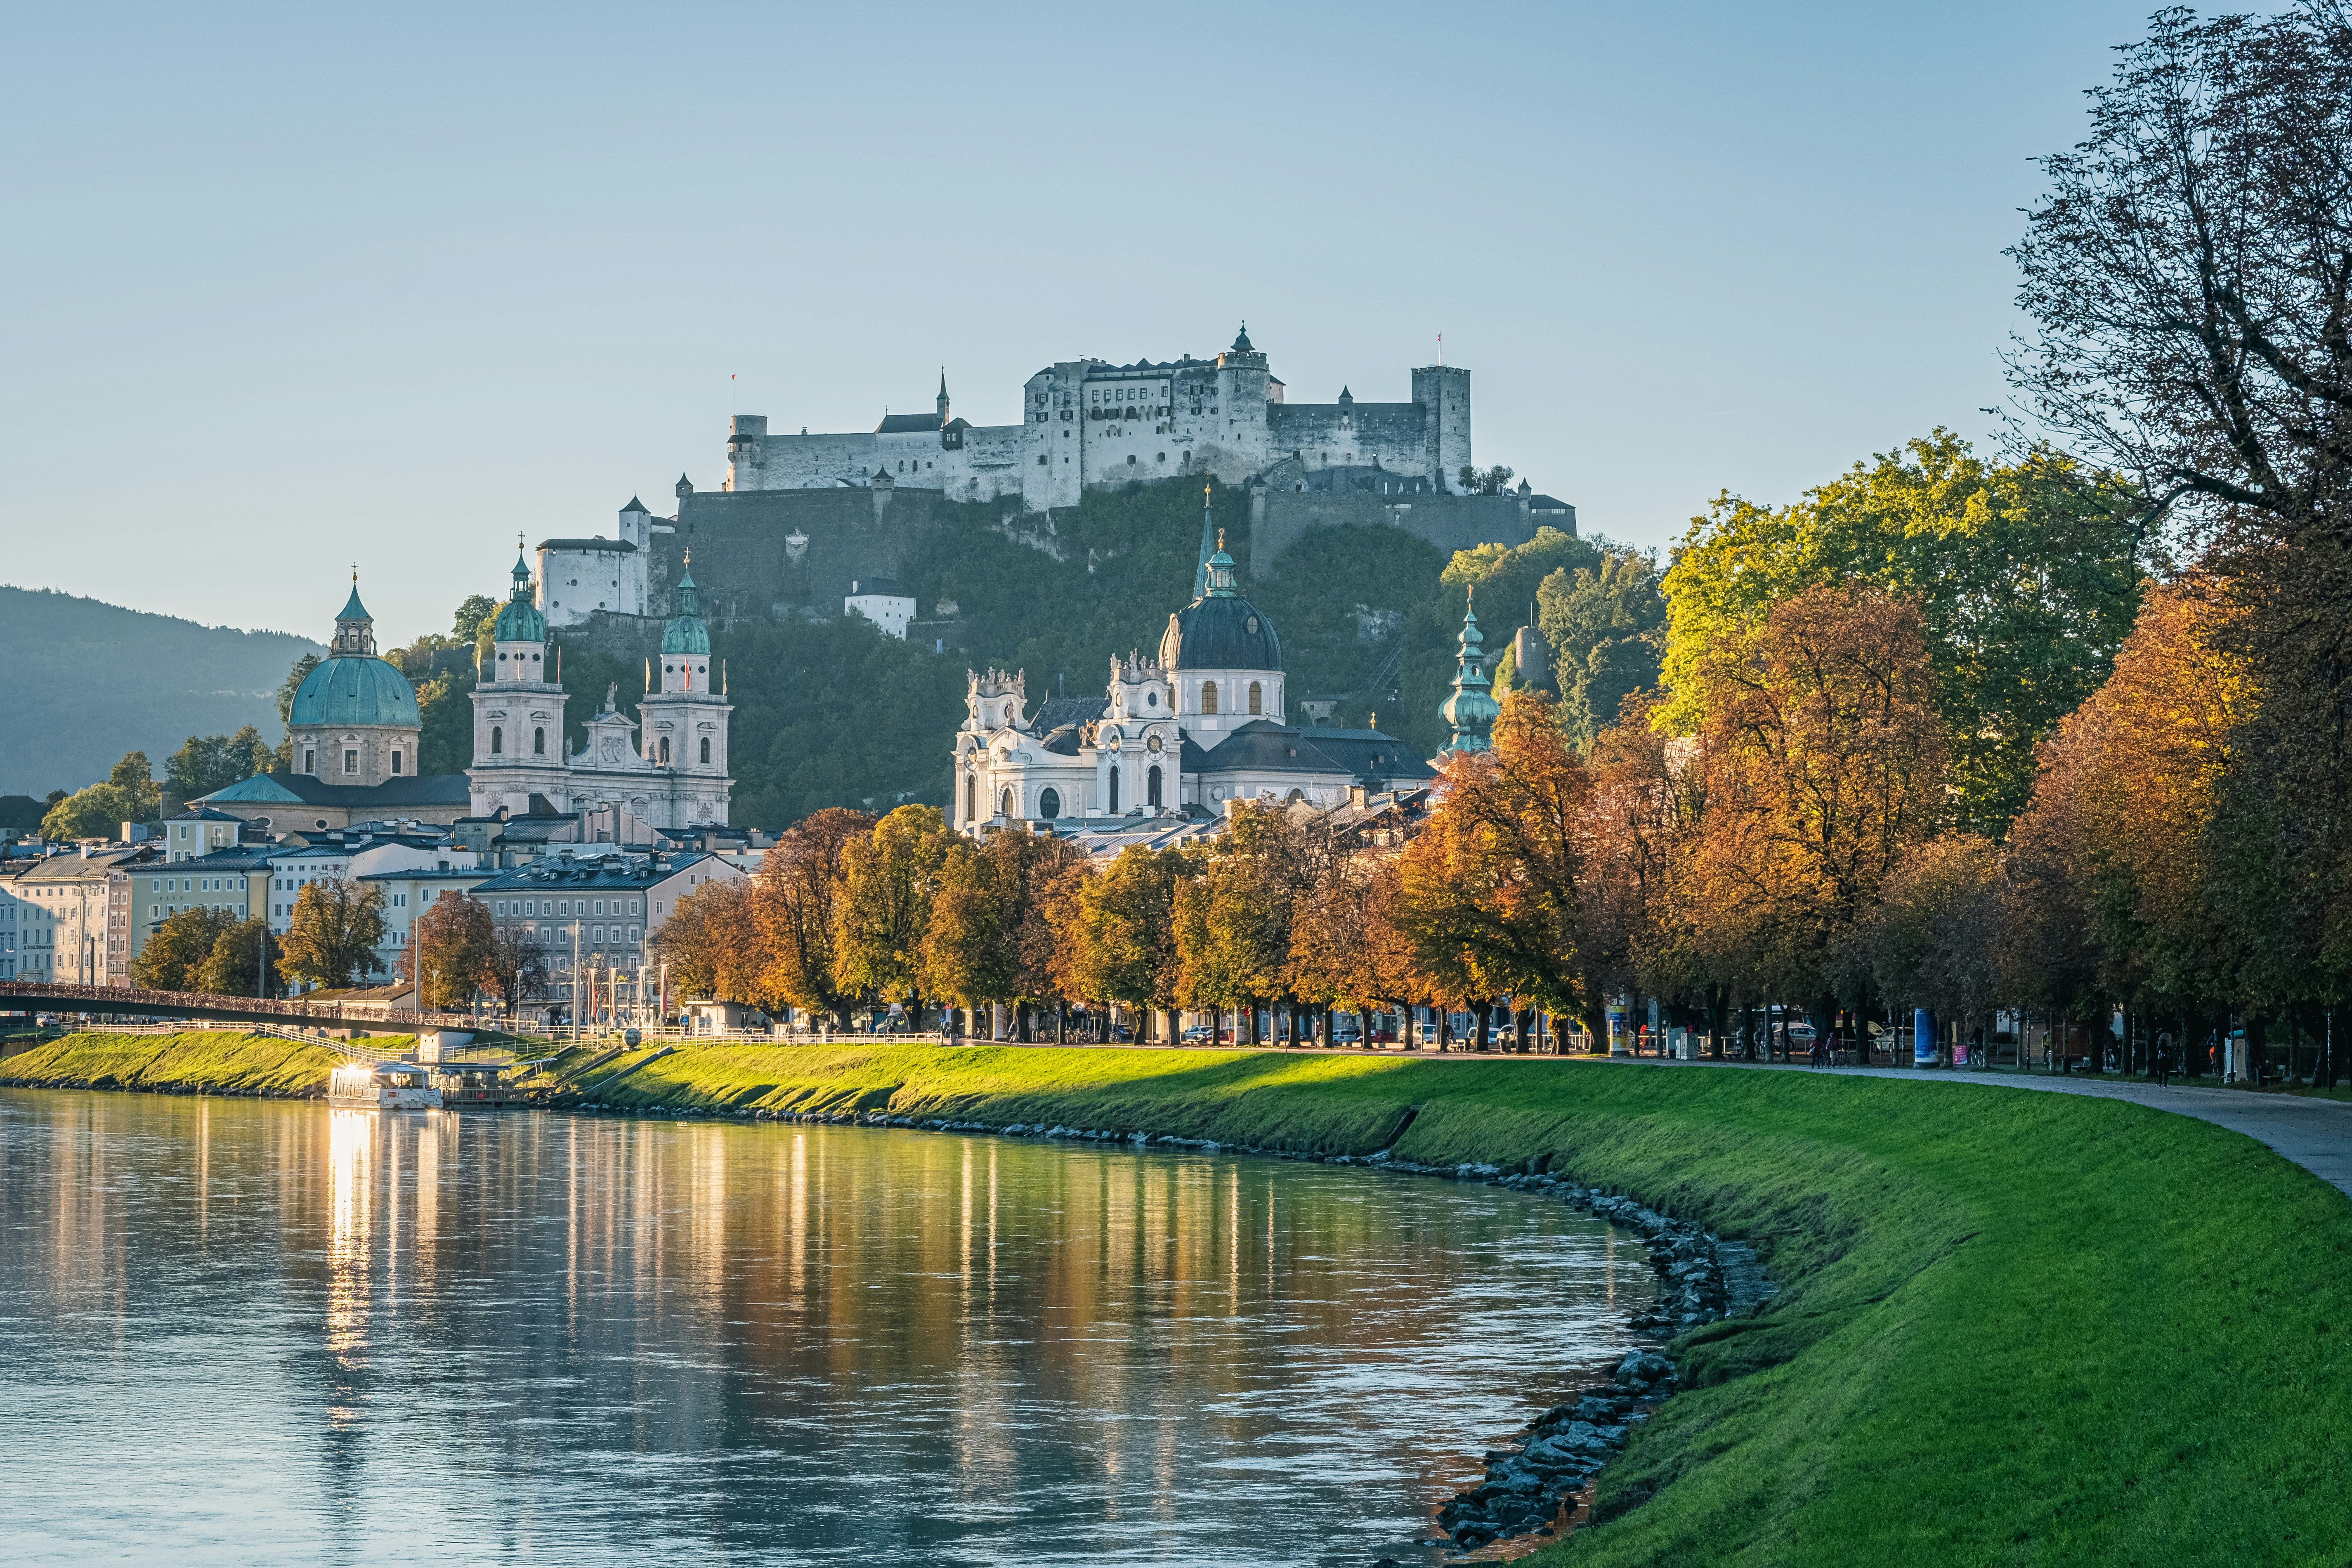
[723,324,1472,513]
[466,550,734,829]
[953,500,1436,833]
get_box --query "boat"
[326,1060,443,1109]
[428,1060,530,1108]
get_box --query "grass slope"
[574,1044,2351,1566]
[0,1030,355,1094]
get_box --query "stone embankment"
[572,1098,1780,1559]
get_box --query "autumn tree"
[1394,692,1597,1048]
[485,924,550,1012]
[750,807,871,1025]
[1584,692,1717,1043]
[131,906,239,991]
[1052,843,1192,1043]
[196,917,278,999]
[832,805,950,1010]
[396,892,496,1010]
[1682,584,1947,1034]
[653,878,762,1004]
[279,876,387,990]
[1848,835,2003,1051]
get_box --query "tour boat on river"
[326,1061,443,1110]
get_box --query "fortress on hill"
[538,325,1570,649]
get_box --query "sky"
[1,1,2186,644]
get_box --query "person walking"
[2154,1034,2173,1088]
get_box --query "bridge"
[0,980,479,1035]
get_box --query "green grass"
[0,1029,357,1094]
[581,1043,2351,1566]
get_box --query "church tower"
[636,557,734,826]
[1439,585,1500,756]
[285,573,423,787]
[468,547,573,816]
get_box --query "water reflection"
[0,1090,1651,1566]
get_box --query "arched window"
[1108,765,1121,814]
[1002,789,1014,819]
[533,727,546,755]
[1248,680,1263,716]
[699,737,711,764]
[1147,765,1162,807]
[491,727,503,755]
[1039,787,1060,819]
[965,773,976,824]
[1201,681,1219,715]
[659,737,671,764]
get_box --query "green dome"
[493,549,546,643]
[289,655,421,729]
[662,565,710,655]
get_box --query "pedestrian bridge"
[0,980,474,1035]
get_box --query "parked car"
[1181,1023,1215,1044]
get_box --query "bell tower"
[468,541,573,816]
[637,555,734,826]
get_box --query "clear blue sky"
[1,2,2179,644]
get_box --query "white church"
[953,494,1436,831]
[467,548,734,829]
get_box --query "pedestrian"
[2154,1034,2172,1087]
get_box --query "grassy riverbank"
[561,1040,2350,1566]
[0,1030,357,1094]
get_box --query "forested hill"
[0,586,320,798]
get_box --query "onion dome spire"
[1440,584,1500,755]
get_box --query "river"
[0,1089,1652,1566]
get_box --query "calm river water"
[0,1089,1650,1566]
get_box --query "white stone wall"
[540,545,639,628]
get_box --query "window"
[659,737,671,764]
[303,749,316,774]
[533,727,546,756]
[390,750,403,775]
[699,737,711,764]
[1039,787,1060,819]
[491,727,503,755]
[1147,765,1162,808]
[964,774,976,823]
[344,750,358,775]
[1248,680,1263,716]
[1108,765,1120,814]
[1001,789,1013,819]
[628,926,640,944]
[1201,682,1219,715]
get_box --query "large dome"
[1159,594,1282,671]
[288,655,421,728]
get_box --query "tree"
[132,906,239,991]
[1394,691,1596,1045]
[164,727,272,805]
[1053,843,1192,1039]
[1538,548,1667,750]
[275,654,320,727]
[1459,464,1516,494]
[1682,584,1948,1030]
[397,892,496,1010]
[653,879,762,1002]
[197,917,278,999]
[920,837,1014,1023]
[1849,836,2003,1040]
[1172,803,1315,1041]
[279,876,387,990]
[40,782,141,842]
[750,807,872,1024]
[486,925,550,1012]
[1662,433,2140,834]
[833,805,950,1007]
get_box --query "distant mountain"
[0,586,320,797]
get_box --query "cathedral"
[953,492,1437,831]
[466,548,734,829]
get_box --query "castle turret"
[1439,585,1500,756]
[937,371,950,427]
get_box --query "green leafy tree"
[164,727,272,803]
[1660,432,2140,835]
[919,837,1013,1020]
[132,906,240,991]
[1051,843,1193,1040]
[279,876,387,990]
[1537,547,1667,750]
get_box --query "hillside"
[0,586,320,798]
